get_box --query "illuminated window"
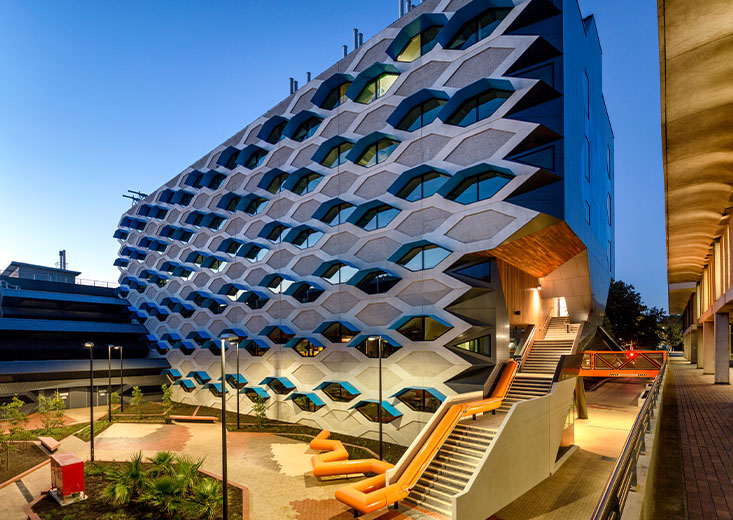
[396,98,446,131]
[447,7,512,50]
[396,388,443,413]
[321,383,359,403]
[355,401,399,423]
[454,334,491,356]
[397,315,452,341]
[320,322,359,344]
[292,339,324,358]
[396,26,442,62]
[397,243,451,271]
[355,138,400,167]
[446,169,512,204]
[355,73,399,104]
[322,81,351,109]
[292,393,324,412]
[445,89,511,126]
[320,142,353,168]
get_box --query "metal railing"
[6,273,118,288]
[589,359,668,520]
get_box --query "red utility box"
[50,453,85,504]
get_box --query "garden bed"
[0,442,48,484]
[32,460,244,520]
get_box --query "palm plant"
[140,475,184,519]
[186,477,223,520]
[175,454,203,495]
[103,451,146,505]
[147,450,175,478]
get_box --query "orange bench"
[310,431,393,478]
[169,415,218,423]
[38,436,60,452]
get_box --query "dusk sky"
[0,0,667,310]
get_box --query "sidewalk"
[670,361,733,520]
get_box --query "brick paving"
[672,361,733,520]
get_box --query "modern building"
[0,261,167,409]
[114,0,613,445]
[660,0,733,382]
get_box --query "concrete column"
[690,327,699,363]
[714,312,730,384]
[702,320,714,374]
[683,332,691,360]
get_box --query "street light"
[234,338,242,430]
[107,345,121,421]
[119,346,124,413]
[219,334,238,520]
[368,336,384,461]
[83,341,95,462]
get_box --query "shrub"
[253,395,267,429]
[131,386,144,419]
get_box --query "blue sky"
[0,0,667,310]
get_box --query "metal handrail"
[5,273,119,288]
[589,359,668,520]
[518,306,554,369]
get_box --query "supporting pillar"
[690,327,699,364]
[714,313,730,384]
[702,320,714,374]
[683,332,690,361]
[575,376,588,419]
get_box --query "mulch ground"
[32,462,244,520]
[0,443,48,484]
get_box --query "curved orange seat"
[334,360,519,515]
[310,430,394,478]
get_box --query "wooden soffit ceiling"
[659,0,733,313]
[478,215,586,277]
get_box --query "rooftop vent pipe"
[353,28,359,50]
[342,44,348,57]
[289,77,295,95]
[293,80,299,91]
[307,72,311,82]
[399,0,405,17]
[358,32,363,47]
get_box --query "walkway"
[670,361,733,520]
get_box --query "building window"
[584,135,591,182]
[260,222,290,243]
[355,402,399,423]
[397,315,452,341]
[396,98,446,132]
[243,388,269,402]
[320,142,353,168]
[354,270,401,295]
[240,243,268,262]
[320,202,355,225]
[292,339,324,358]
[397,243,451,271]
[266,378,293,395]
[264,275,293,294]
[396,26,442,62]
[243,196,268,215]
[354,204,400,230]
[446,7,512,50]
[292,394,324,412]
[292,116,323,142]
[355,138,400,167]
[244,340,270,357]
[396,388,442,413]
[354,336,402,358]
[446,169,513,204]
[445,89,512,127]
[321,383,359,403]
[395,170,448,201]
[244,148,268,169]
[355,73,399,104]
[453,335,491,356]
[585,200,591,225]
[265,121,287,144]
[290,171,322,194]
[321,81,351,110]
[288,227,324,249]
[320,322,359,344]
[289,282,324,303]
[320,262,358,285]
[243,292,268,310]
[265,326,294,344]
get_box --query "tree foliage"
[253,395,268,429]
[604,280,668,349]
[38,391,66,431]
[131,386,144,418]
[161,384,173,418]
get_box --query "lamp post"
[119,346,124,413]
[108,345,121,421]
[219,335,232,520]
[83,342,95,462]
[368,336,384,461]
[235,339,241,430]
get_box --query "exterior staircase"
[498,316,577,413]
[404,422,497,517]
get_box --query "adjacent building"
[0,261,167,409]
[115,0,613,444]
[660,0,733,381]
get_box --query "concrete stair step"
[427,459,475,478]
[404,496,451,517]
[409,488,453,513]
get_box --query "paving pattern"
[672,362,733,520]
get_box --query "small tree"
[6,396,29,450]
[38,391,66,432]
[131,386,144,419]
[110,392,120,421]
[0,403,14,469]
[253,396,267,429]
[161,384,173,419]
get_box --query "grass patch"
[75,418,112,442]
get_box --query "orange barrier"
[310,430,393,477]
[580,350,667,378]
[331,360,519,515]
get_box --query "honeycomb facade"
[115,0,614,445]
